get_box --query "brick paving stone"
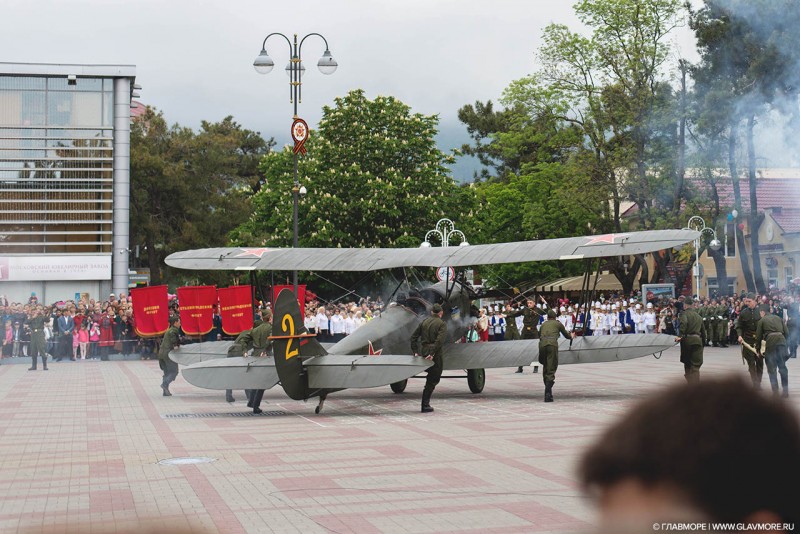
[0,347,796,532]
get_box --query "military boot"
[544,380,554,402]
[42,354,48,371]
[28,354,37,371]
[781,375,789,398]
[421,388,434,413]
[515,366,523,373]
[225,389,235,403]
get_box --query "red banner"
[177,285,217,336]
[271,284,306,309]
[131,285,169,337]
[218,285,253,335]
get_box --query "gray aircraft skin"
[167,229,696,410]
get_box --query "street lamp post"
[685,216,722,298]
[419,218,469,248]
[253,32,337,295]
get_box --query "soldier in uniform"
[716,299,729,347]
[504,303,521,341]
[755,305,789,397]
[227,320,261,403]
[786,296,799,359]
[735,293,763,389]
[25,307,48,371]
[539,308,576,402]
[675,297,705,384]
[707,299,719,346]
[697,301,710,346]
[248,311,273,414]
[158,316,181,396]
[506,296,545,372]
[411,303,448,413]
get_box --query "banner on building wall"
[131,285,169,337]
[177,285,217,336]
[218,285,253,335]
[0,255,111,281]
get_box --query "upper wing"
[165,229,698,272]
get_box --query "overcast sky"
[3,0,701,179]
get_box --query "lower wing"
[443,333,677,370]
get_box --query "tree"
[690,0,800,293]
[231,90,464,251]
[130,108,272,286]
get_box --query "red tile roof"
[691,177,800,212]
[771,208,800,234]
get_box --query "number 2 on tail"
[282,314,299,360]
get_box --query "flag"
[218,285,253,335]
[271,284,305,309]
[131,285,169,337]
[177,285,217,336]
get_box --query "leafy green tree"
[130,108,273,286]
[231,90,463,250]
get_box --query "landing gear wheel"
[467,368,485,393]
[390,379,408,394]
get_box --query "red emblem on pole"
[291,118,309,155]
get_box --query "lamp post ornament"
[421,218,469,283]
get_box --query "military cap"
[168,315,180,325]
[746,292,756,299]
[547,309,557,319]
[758,304,770,314]
[684,297,694,305]
[431,303,443,313]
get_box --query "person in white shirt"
[354,311,366,330]
[315,307,329,341]
[644,302,657,333]
[304,310,317,335]
[631,304,645,334]
[330,310,345,342]
[343,311,356,336]
[590,303,602,335]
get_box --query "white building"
[0,62,137,303]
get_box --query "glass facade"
[0,75,114,253]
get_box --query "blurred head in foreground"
[579,377,799,531]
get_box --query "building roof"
[692,177,800,212]
[0,61,135,78]
[770,207,800,234]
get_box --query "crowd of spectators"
[1,292,144,361]
[3,286,797,361]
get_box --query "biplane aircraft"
[165,229,697,413]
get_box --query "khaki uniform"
[735,306,763,387]
[25,315,48,370]
[538,318,570,384]
[411,314,448,409]
[507,306,542,340]
[755,314,789,395]
[249,321,274,411]
[158,325,181,391]
[679,309,705,384]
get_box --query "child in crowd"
[78,322,89,360]
[89,322,101,359]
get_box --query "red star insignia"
[584,233,630,245]
[236,248,272,258]
[367,341,383,356]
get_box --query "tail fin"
[272,289,327,400]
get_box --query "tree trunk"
[746,116,767,294]
[708,248,728,298]
[673,60,687,215]
[729,121,755,292]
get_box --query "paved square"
[0,347,797,533]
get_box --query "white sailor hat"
[611,303,617,309]
[568,306,574,312]
[601,304,607,310]
[646,302,653,309]
[635,303,641,309]
[559,306,566,312]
